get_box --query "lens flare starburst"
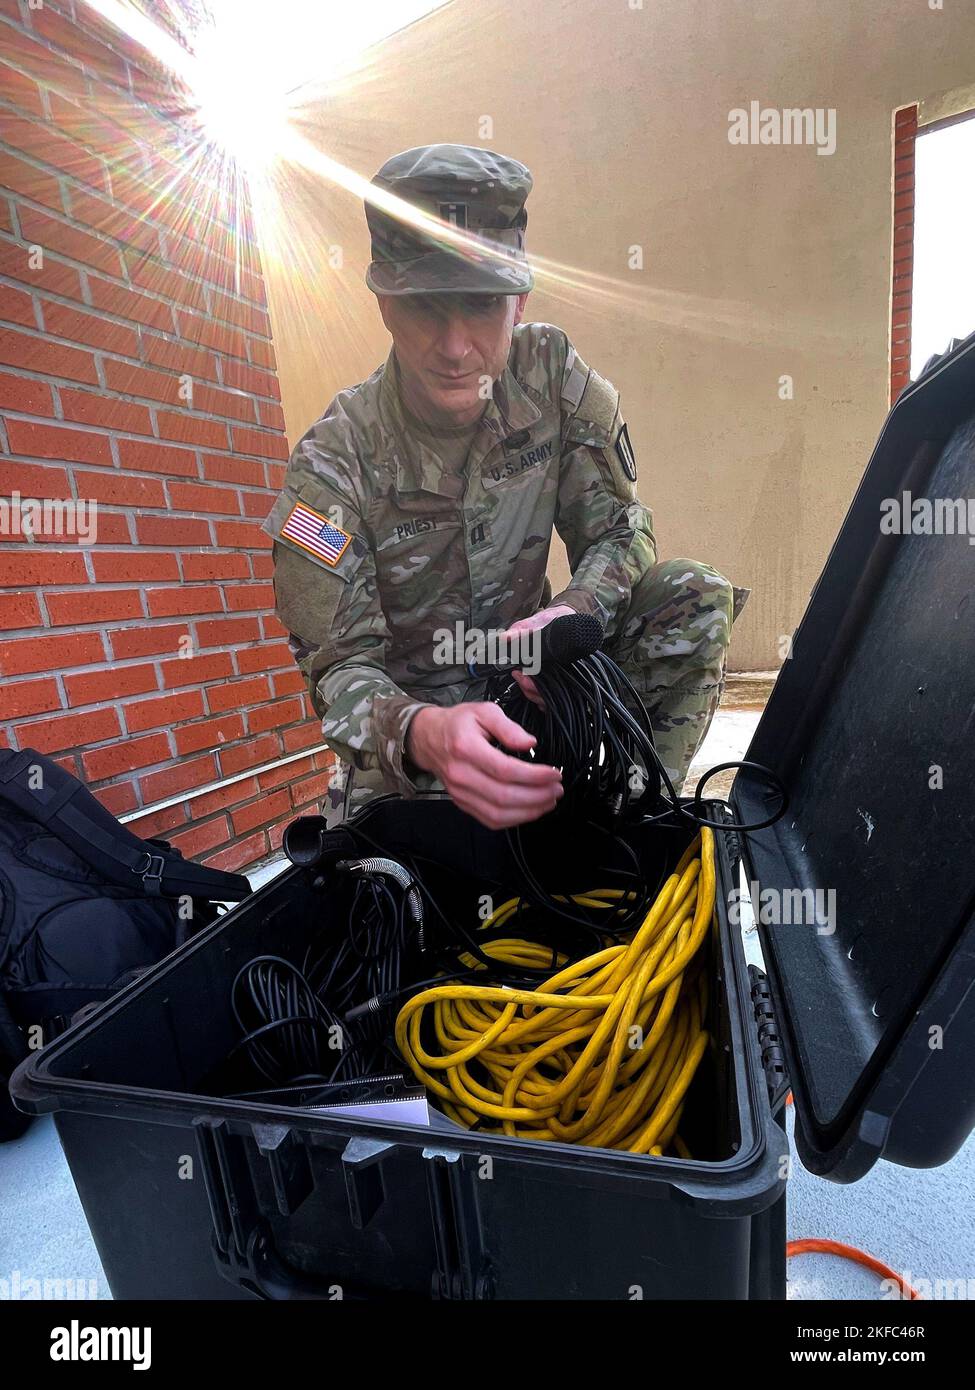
[77,0,845,407]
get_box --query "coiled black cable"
[485,645,786,929]
[229,866,417,1089]
[489,647,787,835]
[229,954,356,1087]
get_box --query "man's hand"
[406,702,562,830]
[503,603,577,709]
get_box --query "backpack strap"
[0,749,250,901]
[5,983,113,1031]
[0,989,27,1070]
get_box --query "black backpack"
[0,747,251,1139]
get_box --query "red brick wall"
[890,103,917,404]
[0,0,331,872]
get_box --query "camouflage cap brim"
[366,248,534,297]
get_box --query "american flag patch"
[281,502,352,567]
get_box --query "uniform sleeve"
[550,341,657,628]
[262,424,436,796]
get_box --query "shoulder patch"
[614,422,637,481]
[281,502,352,567]
[560,346,589,411]
[575,366,621,434]
[562,363,621,451]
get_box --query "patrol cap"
[365,144,534,297]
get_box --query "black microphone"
[467,612,605,677]
[538,613,604,666]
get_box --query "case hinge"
[748,964,789,1105]
[723,827,744,874]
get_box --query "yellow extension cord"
[395,827,716,1155]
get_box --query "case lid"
[732,333,975,1183]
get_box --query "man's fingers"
[450,765,562,813]
[475,700,538,751]
[511,670,545,708]
[447,769,562,829]
[471,740,561,787]
[502,604,576,641]
[421,701,565,829]
[464,733,561,788]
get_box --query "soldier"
[263,144,743,829]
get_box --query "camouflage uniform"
[263,147,743,824]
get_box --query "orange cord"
[787,1239,921,1299]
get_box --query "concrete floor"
[2,697,972,1301]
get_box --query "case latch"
[422,1147,495,1300]
[748,964,789,1106]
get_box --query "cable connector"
[343,994,387,1023]
[336,856,426,951]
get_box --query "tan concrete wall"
[264,0,975,669]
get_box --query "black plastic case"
[733,330,975,1183]
[11,803,788,1300]
[10,332,975,1300]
